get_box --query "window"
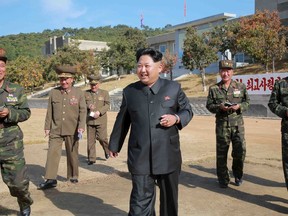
[159,45,166,54]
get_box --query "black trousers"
[129,169,179,216]
[281,132,288,190]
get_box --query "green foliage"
[44,42,101,82]
[182,27,218,71]
[0,25,166,91]
[6,56,45,91]
[0,25,167,61]
[237,10,288,72]
[182,27,218,92]
[206,21,241,59]
[101,28,148,75]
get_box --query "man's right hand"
[109,151,118,158]
[220,103,230,111]
[44,130,50,137]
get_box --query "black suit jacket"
[109,78,193,175]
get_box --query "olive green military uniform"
[85,88,110,161]
[0,80,33,211]
[44,86,86,180]
[268,77,288,190]
[206,79,250,185]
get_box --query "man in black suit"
[108,48,193,216]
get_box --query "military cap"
[55,65,77,78]
[0,48,8,63]
[87,74,101,84]
[219,60,233,70]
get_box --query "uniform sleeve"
[5,87,31,123]
[108,91,131,153]
[99,90,110,115]
[44,91,53,130]
[268,80,288,119]
[78,90,87,129]
[176,87,193,130]
[206,86,221,114]
[239,84,250,113]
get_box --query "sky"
[0,0,255,37]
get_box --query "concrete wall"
[28,93,279,119]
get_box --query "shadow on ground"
[179,164,288,214]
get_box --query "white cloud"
[40,0,86,19]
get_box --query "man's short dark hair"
[136,48,163,63]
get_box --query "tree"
[206,21,241,60]
[101,28,148,77]
[45,41,101,82]
[182,27,218,92]
[80,49,101,84]
[7,56,44,92]
[162,49,177,80]
[237,10,287,72]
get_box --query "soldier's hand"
[44,130,50,137]
[0,107,9,118]
[78,128,85,133]
[220,103,230,111]
[230,104,240,111]
[94,111,100,119]
[89,104,95,110]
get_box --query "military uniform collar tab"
[61,88,72,94]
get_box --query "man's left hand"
[0,107,9,118]
[160,114,177,127]
[230,104,240,111]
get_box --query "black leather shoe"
[219,183,228,188]
[70,179,78,183]
[20,206,31,216]
[235,178,243,186]
[105,153,110,159]
[87,161,95,165]
[37,179,57,190]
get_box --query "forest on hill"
[0,25,168,61]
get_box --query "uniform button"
[150,101,154,104]
[63,112,65,114]
[63,118,65,121]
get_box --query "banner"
[217,73,288,95]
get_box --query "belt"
[0,122,17,129]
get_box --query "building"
[43,36,108,56]
[255,0,288,26]
[147,0,288,77]
[147,13,237,76]
[43,36,109,76]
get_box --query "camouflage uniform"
[206,79,250,185]
[0,80,33,211]
[268,77,288,190]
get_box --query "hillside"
[0,25,167,60]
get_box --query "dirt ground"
[0,109,287,216]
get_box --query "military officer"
[206,60,250,188]
[85,74,110,164]
[0,48,33,216]
[268,77,288,190]
[38,65,87,190]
